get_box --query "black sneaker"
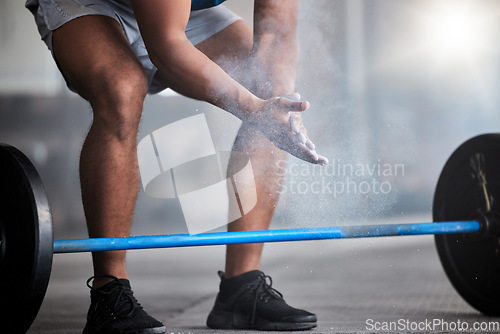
[82,275,166,334]
[206,270,317,331]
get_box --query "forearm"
[252,0,301,97]
[132,0,261,121]
[150,38,261,120]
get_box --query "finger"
[305,139,316,151]
[305,142,327,165]
[296,143,319,162]
[295,143,328,166]
[305,149,329,166]
[297,131,307,145]
[294,101,310,111]
[278,97,310,112]
[316,154,329,166]
[281,138,328,166]
[290,113,301,133]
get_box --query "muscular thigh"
[195,20,253,75]
[52,15,147,105]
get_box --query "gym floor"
[27,215,498,334]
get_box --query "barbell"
[1,133,500,334]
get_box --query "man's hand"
[247,94,328,165]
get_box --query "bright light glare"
[422,3,491,63]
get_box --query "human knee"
[88,68,148,140]
[89,64,148,109]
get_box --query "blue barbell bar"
[53,220,481,254]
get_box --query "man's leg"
[197,20,316,331]
[224,125,288,277]
[52,15,148,288]
[195,20,287,278]
[52,15,165,334]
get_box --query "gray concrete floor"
[28,216,499,334]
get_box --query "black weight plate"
[0,144,53,333]
[433,133,500,316]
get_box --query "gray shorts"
[25,0,241,94]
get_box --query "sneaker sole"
[207,310,317,331]
[83,325,166,334]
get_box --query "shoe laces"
[87,275,142,319]
[247,272,283,324]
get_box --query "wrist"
[235,93,264,123]
[245,96,266,123]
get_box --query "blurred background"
[1,0,500,240]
